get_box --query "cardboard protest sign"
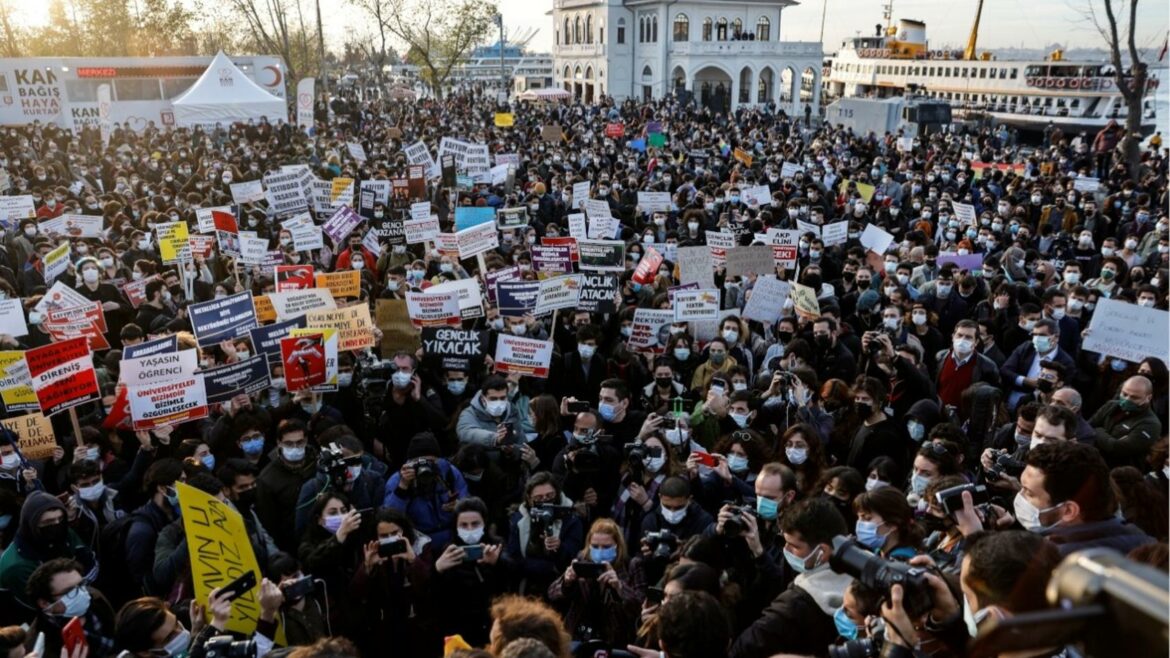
[628,309,674,352]
[189,292,258,347]
[275,265,316,292]
[404,216,440,244]
[307,304,376,352]
[249,316,306,363]
[201,355,271,404]
[267,289,336,321]
[821,221,849,247]
[43,242,70,284]
[230,180,264,204]
[534,275,582,316]
[280,333,328,391]
[0,298,28,337]
[405,291,461,328]
[123,335,177,360]
[1083,299,1170,363]
[120,349,198,387]
[252,295,276,323]
[24,337,100,416]
[375,299,419,354]
[494,335,553,378]
[677,246,715,289]
[541,124,563,142]
[177,482,265,635]
[496,207,528,230]
[456,222,499,259]
[632,246,664,285]
[577,240,625,272]
[706,231,736,266]
[673,289,720,322]
[427,278,484,320]
[422,327,485,372]
[578,273,619,314]
[0,351,38,412]
[733,147,753,166]
[0,412,55,460]
[330,178,355,207]
[725,245,775,277]
[40,214,104,238]
[742,277,792,325]
[496,280,541,317]
[314,270,361,299]
[790,282,821,321]
[637,192,671,213]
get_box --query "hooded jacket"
[456,393,524,448]
[0,492,96,604]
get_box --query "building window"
[702,18,712,41]
[732,18,742,38]
[716,18,727,41]
[756,16,770,41]
[564,19,570,44]
[618,26,625,44]
[586,15,592,44]
[643,65,652,79]
[652,15,658,42]
[555,30,559,46]
[673,13,689,41]
[599,25,604,44]
[575,17,581,44]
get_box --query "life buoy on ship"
[1068,78,1080,89]
[1055,78,1066,88]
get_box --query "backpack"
[96,510,150,608]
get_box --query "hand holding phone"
[219,570,258,602]
[61,617,86,654]
[695,452,718,468]
[462,544,484,562]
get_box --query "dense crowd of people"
[0,80,1167,658]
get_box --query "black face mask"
[842,271,856,283]
[777,331,794,344]
[921,514,950,534]
[655,377,674,389]
[855,401,873,417]
[235,488,257,512]
[39,521,68,546]
[856,279,871,290]
[803,274,823,290]
[815,335,832,349]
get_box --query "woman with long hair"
[852,486,925,561]
[548,518,645,646]
[527,394,567,472]
[613,435,680,547]
[777,424,826,496]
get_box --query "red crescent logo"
[263,65,283,88]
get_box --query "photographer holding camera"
[552,410,623,522]
[293,436,384,537]
[506,472,583,597]
[548,518,645,647]
[382,433,469,549]
[614,436,678,547]
[353,508,435,656]
[729,497,851,658]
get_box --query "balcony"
[670,40,822,59]
[557,43,606,57]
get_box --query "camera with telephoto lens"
[568,431,605,475]
[354,356,395,436]
[203,636,256,658]
[530,504,575,537]
[829,536,934,618]
[829,632,883,658]
[984,450,1025,482]
[624,442,661,483]
[644,529,679,560]
[407,458,439,488]
[317,442,349,486]
[722,502,757,536]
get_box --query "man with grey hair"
[1089,376,1162,469]
[1050,387,1096,445]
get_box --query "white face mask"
[660,505,686,524]
[458,526,484,544]
[785,447,807,465]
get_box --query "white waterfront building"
[551,0,823,114]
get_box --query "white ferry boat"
[823,5,1160,135]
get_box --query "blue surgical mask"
[783,545,820,574]
[834,606,858,640]
[590,546,618,563]
[855,520,887,549]
[726,454,749,473]
[598,402,618,421]
[911,473,931,496]
[447,380,467,395]
[1032,335,1053,353]
[241,437,265,456]
[323,513,344,533]
[0,514,12,530]
[201,454,216,471]
[673,347,691,361]
[907,421,924,441]
[756,496,779,520]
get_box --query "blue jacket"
[383,459,468,548]
[1042,517,1154,556]
[1000,343,1078,394]
[124,501,175,595]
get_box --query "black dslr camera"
[722,502,757,536]
[203,636,256,658]
[829,536,933,618]
[407,457,439,488]
[984,450,1025,482]
[568,431,605,475]
[624,442,661,483]
[317,443,350,485]
[829,632,882,658]
[530,504,575,538]
[644,529,679,561]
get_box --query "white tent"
[171,51,286,127]
[518,87,570,101]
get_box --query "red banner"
[632,246,663,285]
[24,337,100,416]
[280,334,327,391]
[275,265,316,292]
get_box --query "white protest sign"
[1082,298,1170,363]
[0,195,35,227]
[0,298,28,337]
[410,202,431,222]
[268,289,337,320]
[405,141,441,179]
[707,231,736,266]
[673,289,720,322]
[196,206,233,234]
[426,277,485,319]
[860,224,895,254]
[582,199,612,221]
[456,222,499,259]
[230,180,264,204]
[264,170,307,215]
[534,275,583,316]
[741,185,772,207]
[406,290,461,328]
[822,221,850,247]
[952,202,977,226]
[494,335,553,378]
[567,213,586,239]
[588,216,621,240]
[677,246,715,289]
[571,181,591,208]
[637,192,671,213]
[780,162,804,179]
[120,349,198,385]
[239,235,269,265]
[404,216,440,244]
[741,276,792,324]
[1073,177,1100,193]
[42,214,103,238]
[346,142,367,163]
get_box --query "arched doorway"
[692,65,731,113]
[585,66,595,103]
[757,67,774,105]
[801,66,821,119]
[780,66,796,116]
[738,67,752,104]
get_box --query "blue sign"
[189,291,258,347]
[202,355,271,403]
[455,206,496,231]
[249,316,307,362]
[123,335,177,359]
[495,280,541,318]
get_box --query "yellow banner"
[253,295,276,323]
[842,179,876,203]
[0,351,38,411]
[315,270,361,299]
[157,221,190,263]
[494,112,514,128]
[790,282,821,321]
[306,304,375,352]
[330,178,354,204]
[176,482,263,635]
